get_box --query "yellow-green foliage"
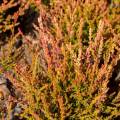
[0,0,120,119]
[0,0,30,33]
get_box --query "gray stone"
[0,76,7,85]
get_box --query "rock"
[115,72,120,82]
[0,76,7,85]
[0,85,10,100]
[8,103,22,120]
[0,76,10,100]
[0,76,16,101]
[13,39,23,49]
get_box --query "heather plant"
[0,0,38,65]
[0,0,120,119]
[0,0,37,118]
[0,0,28,33]
[0,0,37,45]
[29,1,119,119]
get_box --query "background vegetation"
[0,0,120,119]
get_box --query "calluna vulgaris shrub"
[0,0,120,119]
[0,0,37,118]
[0,0,36,69]
[0,0,32,34]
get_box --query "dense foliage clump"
[0,0,120,119]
